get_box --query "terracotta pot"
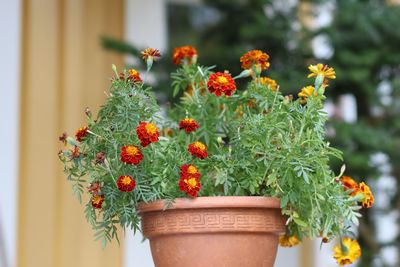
[138,196,285,267]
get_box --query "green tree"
[322,1,400,266]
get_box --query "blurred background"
[1,0,400,266]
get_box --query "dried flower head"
[95,152,105,164]
[88,182,102,195]
[207,72,237,97]
[85,107,92,117]
[59,132,68,145]
[70,146,81,159]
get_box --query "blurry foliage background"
[102,0,400,266]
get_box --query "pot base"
[139,197,285,267]
[150,233,279,267]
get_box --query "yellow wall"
[17,1,124,266]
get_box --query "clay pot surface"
[138,196,285,267]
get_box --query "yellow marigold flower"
[240,50,270,70]
[308,63,336,80]
[298,86,316,98]
[333,238,361,266]
[279,235,300,247]
[257,77,278,91]
[359,182,374,208]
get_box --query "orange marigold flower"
[173,45,197,65]
[120,145,144,165]
[308,63,336,80]
[240,50,270,70]
[180,164,201,179]
[127,68,142,83]
[136,122,159,147]
[340,176,360,196]
[179,118,200,133]
[91,195,105,209]
[179,176,201,197]
[279,235,300,247]
[117,175,136,192]
[141,48,161,61]
[333,237,361,266]
[188,141,208,159]
[257,77,278,91]
[75,127,89,142]
[207,72,237,97]
[359,182,374,208]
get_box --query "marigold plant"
[58,47,374,264]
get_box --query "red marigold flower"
[240,50,270,70]
[120,145,144,165]
[173,45,197,65]
[75,127,88,142]
[127,68,142,83]
[179,118,199,133]
[180,164,201,179]
[207,72,237,97]
[141,48,161,61]
[91,195,105,209]
[359,182,374,208]
[340,176,360,196]
[136,122,160,147]
[117,175,136,192]
[188,141,208,159]
[179,176,201,197]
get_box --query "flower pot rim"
[138,196,280,213]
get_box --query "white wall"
[0,1,22,267]
[124,1,166,266]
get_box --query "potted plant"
[58,46,374,266]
